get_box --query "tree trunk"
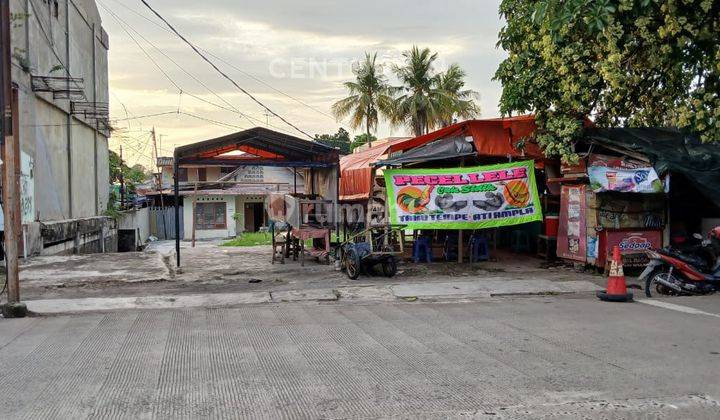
[366,115,372,148]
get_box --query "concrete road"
[1,296,719,419]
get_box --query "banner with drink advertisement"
[383,161,542,230]
[588,165,663,193]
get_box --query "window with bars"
[195,202,227,230]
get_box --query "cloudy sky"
[99,0,506,167]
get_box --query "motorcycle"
[640,228,720,297]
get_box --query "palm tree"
[391,46,445,136]
[436,64,480,127]
[391,47,480,135]
[331,53,394,148]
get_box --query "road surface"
[0,295,719,418]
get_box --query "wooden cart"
[338,224,406,280]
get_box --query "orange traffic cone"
[597,246,633,302]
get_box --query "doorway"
[244,202,265,232]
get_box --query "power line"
[100,1,301,137]
[180,111,247,131]
[100,3,247,120]
[112,111,178,122]
[139,0,315,140]
[99,3,182,93]
[103,0,335,121]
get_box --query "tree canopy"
[331,53,394,148]
[392,47,480,136]
[495,0,720,162]
[332,47,480,141]
[314,128,352,154]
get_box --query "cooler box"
[545,215,559,237]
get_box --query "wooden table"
[291,227,331,266]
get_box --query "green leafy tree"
[108,150,149,208]
[314,128,352,154]
[332,53,394,148]
[495,0,720,162]
[351,133,377,151]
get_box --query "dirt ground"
[11,240,608,301]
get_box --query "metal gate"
[149,206,183,240]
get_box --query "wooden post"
[458,230,464,263]
[191,182,198,248]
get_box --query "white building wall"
[183,195,236,240]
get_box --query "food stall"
[557,147,668,270]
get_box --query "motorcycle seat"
[663,249,710,271]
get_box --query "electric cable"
[139,0,315,139]
[102,0,335,121]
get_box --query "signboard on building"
[587,154,663,194]
[557,185,587,262]
[383,161,542,230]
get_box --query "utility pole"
[263,110,270,127]
[0,0,26,317]
[119,145,125,209]
[151,127,158,171]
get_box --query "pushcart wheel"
[382,257,397,278]
[345,247,361,280]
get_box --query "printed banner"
[588,165,663,193]
[557,185,587,262]
[384,161,542,230]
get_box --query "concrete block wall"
[6,0,111,255]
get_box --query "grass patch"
[222,230,343,248]
[221,232,272,247]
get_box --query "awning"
[386,115,545,158]
[584,127,720,207]
[339,138,409,201]
[375,136,475,167]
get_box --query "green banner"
[384,160,543,230]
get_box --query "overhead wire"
[138,0,315,139]
[102,0,335,121]
[100,2,303,136]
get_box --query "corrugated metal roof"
[175,127,339,167]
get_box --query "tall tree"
[495,0,720,162]
[436,63,480,127]
[392,47,479,135]
[391,46,444,136]
[332,53,394,147]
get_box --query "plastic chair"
[469,234,490,262]
[511,230,530,253]
[413,236,433,263]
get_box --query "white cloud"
[100,0,506,169]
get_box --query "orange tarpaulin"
[339,116,546,202]
[387,115,544,158]
[339,139,408,201]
